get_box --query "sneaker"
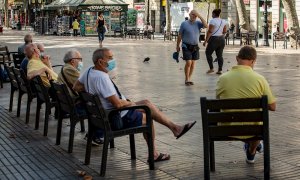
[216,71,222,75]
[243,142,263,153]
[206,69,214,74]
[246,149,256,164]
[91,137,103,146]
[84,134,103,146]
[256,142,264,153]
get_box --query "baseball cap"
[173,52,179,63]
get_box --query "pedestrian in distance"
[203,8,227,75]
[72,19,80,37]
[95,12,107,48]
[176,10,208,86]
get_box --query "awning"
[44,0,85,10]
[80,0,128,5]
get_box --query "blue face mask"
[77,62,83,71]
[106,59,116,72]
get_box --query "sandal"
[154,153,170,162]
[188,81,194,85]
[185,81,191,86]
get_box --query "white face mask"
[77,61,83,71]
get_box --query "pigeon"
[143,57,150,63]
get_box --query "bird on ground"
[143,57,150,63]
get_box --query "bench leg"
[147,130,154,170]
[84,126,94,165]
[129,134,136,159]
[17,91,23,116]
[9,88,14,112]
[25,97,32,124]
[210,141,215,172]
[68,120,76,153]
[80,119,85,132]
[100,137,110,177]
[204,139,210,180]
[35,101,42,130]
[56,115,63,146]
[43,104,51,136]
[264,139,270,180]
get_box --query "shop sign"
[134,4,145,11]
[84,5,124,12]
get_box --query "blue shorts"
[98,32,105,41]
[122,110,143,128]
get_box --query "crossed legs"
[135,99,195,159]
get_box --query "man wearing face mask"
[74,48,196,162]
[216,46,276,164]
[58,49,83,97]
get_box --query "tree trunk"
[166,0,171,39]
[235,0,250,32]
[4,0,8,27]
[281,0,300,48]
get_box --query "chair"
[31,75,57,136]
[12,53,25,69]
[13,68,36,124]
[273,32,287,49]
[248,31,258,47]
[0,46,14,65]
[80,92,154,176]
[52,82,86,153]
[200,96,270,180]
[232,32,240,45]
[4,65,18,112]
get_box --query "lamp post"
[262,0,269,46]
[146,0,150,24]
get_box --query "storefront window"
[84,11,97,35]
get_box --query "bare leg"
[184,60,192,82]
[99,41,103,48]
[135,100,192,137]
[188,61,196,81]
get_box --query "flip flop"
[187,81,194,85]
[148,153,170,163]
[154,153,170,162]
[185,81,191,86]
[176,121,197,139]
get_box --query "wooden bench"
[80,92,154,176]
[52,82,86,153]
[273,32,287,49]
[200,96,270,180]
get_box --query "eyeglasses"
[72,58,82,61]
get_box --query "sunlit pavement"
[0,28,300,179]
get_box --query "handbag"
[86,67,123,130]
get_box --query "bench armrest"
[108,105,152,126]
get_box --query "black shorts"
[182,43,200,60]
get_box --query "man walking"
[176,10,208,86]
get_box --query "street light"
[146,0,150,24]
[262,0,269,46]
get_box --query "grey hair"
[24,34,33,44]
[63,49,79,63]
[92,48,110,64]
[24,43,36,59]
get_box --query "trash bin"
[17,22,22,30]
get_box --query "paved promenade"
[0,29,300,179]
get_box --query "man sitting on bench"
[216,46,276,164]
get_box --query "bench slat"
[205,98,262,109]
[209,125,263,137]
[207,111,263,123]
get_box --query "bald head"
[36,43,45,53]
[25,43,39,59]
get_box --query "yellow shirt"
[27,58,58,87]
[216,65,276,139]
[72,21,79,30]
